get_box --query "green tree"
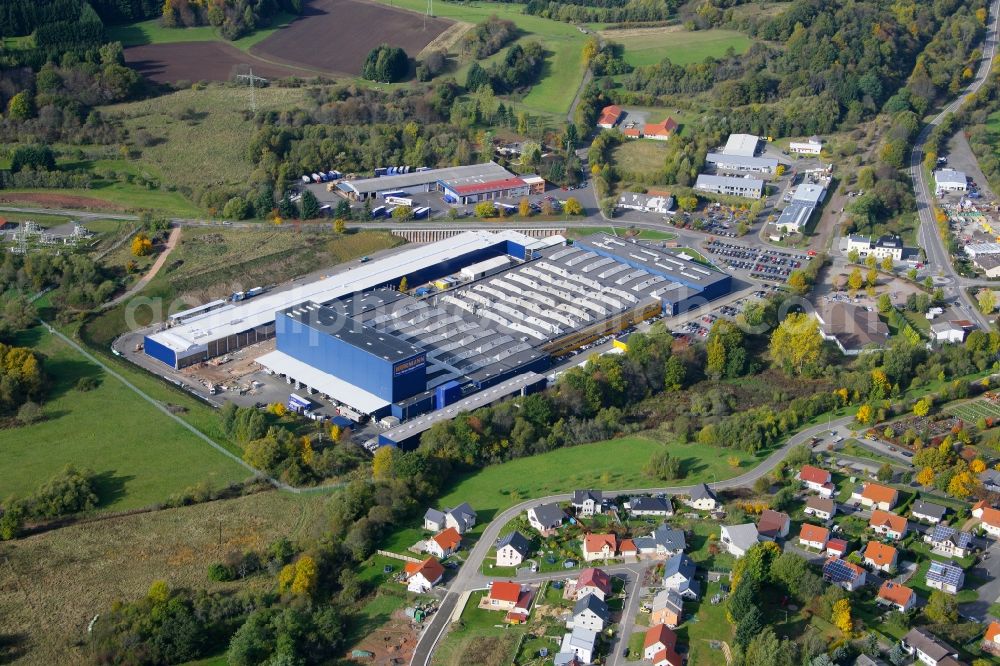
[222,196,250,220]
[474,201,497,218]
[734,606,764,648]
[563,197,583,215]
[361,44,409,83]
[299,190,321,219]
[876,463,893,482]
[769,312,823,375]
[391,205,414,221]
[7,92,34,120]
[978,288,996,314]
[644,448,681,480]
[925,590,958,624]
[877,293,893,313]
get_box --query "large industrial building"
[695,174,764,199]
[143,230,732,436]
[336,162,543,203]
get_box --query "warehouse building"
[338,162,525,201]
[722,134,760,157]
[789,137,823,155]
[441,176,531,205]
[775,182,827,233]
[695,174,764,199]
[705,153,778,174]
[934,168,968,193]
[617,192,674,215]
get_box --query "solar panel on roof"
[823,559,859,583]
[927,561,963,586]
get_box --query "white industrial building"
[617,192,674,214]
[845,234,904,261]
[789,137,823,155]
[934,168,968,193]
[722,134,760,157]
[338,162,517,200]
[775,182,827,233]
[705,152,778,174]
[695,174,764,199]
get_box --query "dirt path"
[104,225,181,309]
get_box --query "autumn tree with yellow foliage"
[916,466,935,487]
[131,233,153,257]
[832,598,852,635]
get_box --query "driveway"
[960,539,1000,621]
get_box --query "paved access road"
[409,414,857,666]
[911,0,1000,330]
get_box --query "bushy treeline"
[162,0,302,40]
[523,0,681,24]
[0,342,44,417]
[89,0,163,23]
[0,466,98,539]
[361,44,409,84]
[0,0,106,67]
[959,57,1000,194]
[0,251,116,315]
[461,15,518,59]
[467,41,545,94]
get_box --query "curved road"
[103,226,181,309]
[912,0,1000,330]
[410,414,856,666]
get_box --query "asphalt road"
[409,413,858,666]
[911,0,1000,330]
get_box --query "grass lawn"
[0,326,249,511]
[613,28,751,68]
[842,440,900,467]
[613,139,667,174]
[626,630,645,660]
[369,0,588,117]
[435,436,767,526]
[433,590,525,666]
[106,13,298,51]
[684,580,731,666]
[0,184,203,217]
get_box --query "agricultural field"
[0,490,329,665]
[604,27,752,68]
[249,0,452,76]
[0,326,250,511]
[107,12,298,51]
[946,397,1000,423]
[612,139,668,174]
[123,42,308,84]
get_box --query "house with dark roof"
[527,503,565,535]
[980,468,1000,493]
[626,496,673,517]
[650,589,683,627]
[496,531,532,568]
[571,490,605,517]
[804,496,836,522]
[924,525,973,558]
[662,553,698,599]
[558,626,597,665]
[423,503,477,534]
[569,593,610,632]
[686,483,718,511]
[823,557,866,591]
[816,302,889,355]
[926,560,965,595]
[911,500,948,525]
[902,628,960,665]
[634,524,686,558]
[757,509,791,541]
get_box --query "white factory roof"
[934,168,967,187]
[342,162,513,196]
[257,350,390,414]
[966,242,1000,258]
[705,152,777,170]
[695,174,764,192]
[775,200,814,231]
[722,133,760,157]
[792,182,826,205]
[147,230,544,354]
[461,256,511,276]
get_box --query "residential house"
[823,557,867,591]
[797,465,834,496]
[404,557,444,593]
[644,624,682,666]
[863,541,898,572]
[650,589,684,628]
[911,500,948,525]
[597,105,623,129]
[422,503,477,534]
[634,524,686,558]
[496,531,532,568]
[926,560,965,595]
[924,525,973,558]
[757,510,791,541]
[623,124,642,139]
[980,469,1000,493]
[720,523,759,558]
[571,490,605,517]
[582,533,617,562]
[506,587,535,624]
[554,654,583,666]
[869,510,908,540]
[643,118,679,141]
[826,538,848,558]
[662,553,698,599]
[804,497,836,522]
[626,496,673,517]
[902,627,960,665]
[877,581,916,612]
[816,302,890,355]
[485,581,522,611]
[575,567,612,601]
[570,593,609,632]
[930,320,970,344]
[982,621,1000,657]
[620,538,638,560]
[527,503,565,535]
[973,502,1000,537]
[686,483,718,511]
[559,626,598,664]
[853,482,898,511]
[799,523,830,551]
[425,527,461,559]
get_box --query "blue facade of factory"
[275,312,426,403]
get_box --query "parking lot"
[703,238,813,283]
[669,289,773,340]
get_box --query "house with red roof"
[757,509,790,541]
[582,533,618,562]
[441,177,531,205]
[852,482,898,511]
[877,581,916,612]
[864,541,899,572]
[869,510,908,540]
[826,538,848,558]
[425,527,461,558]
[644,624,682,666]
[404,557,445,593]
[575,567,612,601]
[983,621,1000,656]
[483,581,523,611]
[643,117,678,141]
[597,105,623,129]
[797,465,835,498]
[798,523,830,551]
[623,124,642,139]
[973,502,1000,537]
